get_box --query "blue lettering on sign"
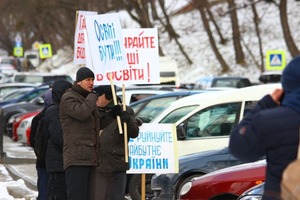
[129,157,169,169]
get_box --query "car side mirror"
[34,97,44,105]
[176,123,186,140]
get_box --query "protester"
[229,55,300,199]
[92,85,142,200]
[60,67,100,200]
[30,87,52,200]
[44,79,72,199]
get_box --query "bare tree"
[193,0,230,73]
[250,0,264,72]
[227,0,245,65]
[279,0,300,57]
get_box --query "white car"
[151,83,281,156]
[17,115,35,145]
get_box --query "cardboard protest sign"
[85,13,126,76]
[73,10,97,65]
[127,123,179,174]
[94,28,160,85]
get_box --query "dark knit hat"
[76,67,95,82]
[281,55,300,93]
[94,85,115,100]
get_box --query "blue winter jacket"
[229,94,300,200]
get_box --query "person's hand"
[135,117,143,126]
[271,88,284,105]
[110,105,122,118]
[121,111,131,123]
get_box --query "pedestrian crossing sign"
[266,50,286,71]
[13,47,23,57]
[39,44,52,59]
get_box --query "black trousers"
[48,172,67,200]
[65,166,95,200]
[93,171,127,200]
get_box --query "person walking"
[92,85,142,200]
[30,87,52,200]
[229,55,300,199]
[60,67,100,200]
[44,79,72,200]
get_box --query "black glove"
[135,117,143,126]
[92,90,100,97]
[110,105,122,118]
[121,111,131,123]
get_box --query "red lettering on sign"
[76,47,85,59]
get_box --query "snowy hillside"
[42,0,300,84]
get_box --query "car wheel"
[128,174,154,200]
[175,173,205,199]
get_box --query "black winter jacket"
[30,110,46,168]
[44,103,64,172]
[229,95,300,199]
[97,103,139,172]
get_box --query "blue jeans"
[37,167,49,200]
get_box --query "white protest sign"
[127,123,179,174]
[93,28,160,85]
[73,10,97,65]
[85,13,126,76]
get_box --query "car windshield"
[133,96,178,123]
[17,88,48,102]
[160,105,198,123]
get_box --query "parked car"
[0,83,36,100]
[152,83,281,156]
[0,85,49,107]
[0,87,35,102]
[12,72,73,85]
[17,114,39,145]
[130,84,280,200]
[129,90,206,123]
[11,110,40,142]
[0,86,49,137]
[258,71,282,84]
[178,160,266,200]
[115,85,181,105]
[193,76,252,89]
[237,183,264,200]
[147,147,245,200]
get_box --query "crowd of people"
[29,53,300,200]
[30,67,143,200]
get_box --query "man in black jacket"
[44,79,72,199]
[229,55,300,199]
[92,85,142,200]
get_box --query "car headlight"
[179,181,192,196]
[20,121,28,128]
[238,195,262,200]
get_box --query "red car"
[178,160,266,200]
[11,111,40,141]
